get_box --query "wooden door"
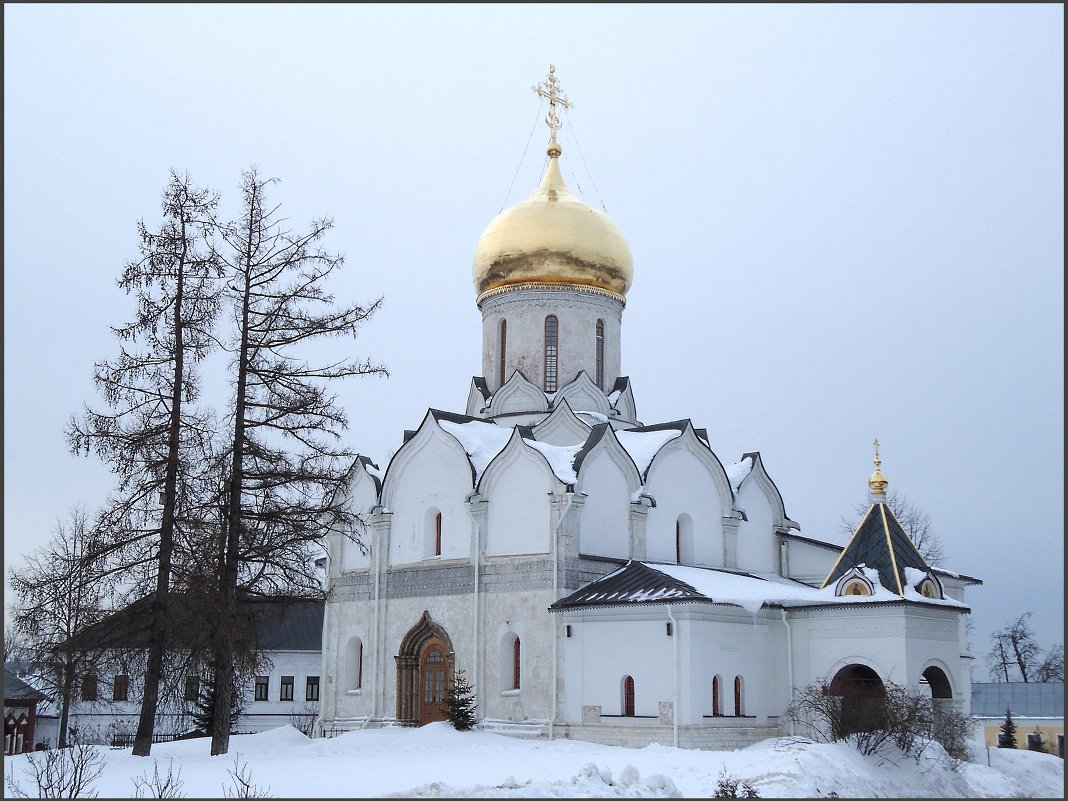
[418,640,448,725]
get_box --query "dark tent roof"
[550,561,708,610]
[63,594,324,653]
[4,667,47,702]
[971,682,1064,718]
[821,502,932,594]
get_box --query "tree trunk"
[132,225,188,756]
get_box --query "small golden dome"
[868,438,888,495]
[473,143,633,299]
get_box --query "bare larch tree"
[207,168,386,755]
[67,170,222,755]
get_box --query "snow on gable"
[438,419,512,482]
[724,456,753,493]
[526,439,583,485]
[616,429,683,476]
[440,418,583,485]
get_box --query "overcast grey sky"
[4,5,1063,670]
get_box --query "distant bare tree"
[985,613,1061,682]
[206,167,386,756]
[840,488,946,566]
[4,628,31,664]
[8,506,114,748]
[1035,643,1064,682]
[67,170,223,756]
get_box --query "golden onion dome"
[473,142,633,299]
[868,439,889,495]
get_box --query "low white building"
[54,596,323,745]
[317,68,982,749]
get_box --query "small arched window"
[544,315,559,392]
[676,514,693,564]
[512,637,521,690]
[845,581,870,596]
[425,508,443,558]
[734,675,744,716]
[712,675,722,716]
[345,637,364,691]
[595,319,605,389]
[499,319,507,387]
[622,675,635,717]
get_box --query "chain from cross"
[532,64,572,143]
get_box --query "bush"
[783,679,973,761]
[5,740,106,798]
[713,768,760,797]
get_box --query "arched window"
[595,319,605,389]
[712,675,722,716]
[734,675,744,716]
[425,508,442,558]
[512,637,521,690]
[544,315,558,392]
[845,581,870,596]
[499,319,507,387]
[676,514,694,564]
[622,675,635,717]
[345,637,364,691]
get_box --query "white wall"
[643,448,725,566]
[384,430,474,565]
[734,479,776,573]
[483,447,554,556]
[576,450,631,558]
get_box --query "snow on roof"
[526,440,583,484]
[438,419,512,480]
[616,428,683,475]
[438,419,582,485]
[652,562,967,613]
[575,410,609,423]
[724,456,753,492]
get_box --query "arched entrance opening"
[828,664,886,738]
[396,611,455,726]
[921,665,955,739]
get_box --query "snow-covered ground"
[4,724,1063,798]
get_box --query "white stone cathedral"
[318,68,979,749]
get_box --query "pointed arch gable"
[573,425,642,559]
[477,427,562,496]
[480,430,559,556]
[737,452,798,532]
[487,370,549,417]
[608,377,638,424]
[554,371,611,419]
[532,398,593,446]
[380,410,477,510]
[644,422,735,511]
[466,377,491,417]
[573,424,643,496]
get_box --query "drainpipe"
[549,488,575,741]
[780,609,794,736]
[362,510,384,730]
[667,606,679,748]
[472,507,481,708]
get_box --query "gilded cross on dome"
[873,438,881,467]
[532,64,572,145]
